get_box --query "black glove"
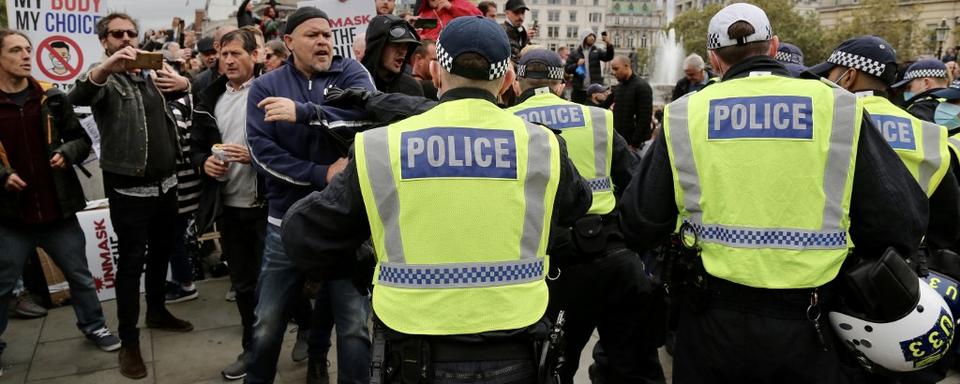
[324,86,371,108]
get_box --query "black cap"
[369,15,420,45]
[892,58,948,88]
[284,7,329,35]
[517,49,564,80]
[586,83,608,96]
[808,35,898,85]
[197,37,215,53]
[436,17,511,80]
[505,0,529,12]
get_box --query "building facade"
[606,0,664,76]
[816,0,959,58]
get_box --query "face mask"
[832,69,851,87]
[934,102,960,129]
[903,91,915,102]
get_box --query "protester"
[0,30,122,372]
[241,25,267,64]
[363,14,423,96]
[352,33,366,61]
[245,7,374,383]
[609,55,653,149]
[188,29,267,380]
[414,0,482,41]
[478,0,497,19]
[69,13,195,380]
[565,28,614,105]
[586,83,610,107]
[502,0,535,63]
[261,6,281,41]
[165,87,202,305]
[376,0,396,15]
[264,39,288,72]
[193,25,239,94]
[411,39,438,100]
[237,0,260,28]
[670,53,712,101]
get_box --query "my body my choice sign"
[6,0,105,91]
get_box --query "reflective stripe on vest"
[360,121,554,288]
[357,98,558,335]
[509,92,615,214]
[949,134,960,159]
[665,76,861,289]
[860,95,948,196]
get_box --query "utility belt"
[371,313,566,384]
[568,213,624,257]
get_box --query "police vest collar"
[721,56,791,82]
[439,87,499,105]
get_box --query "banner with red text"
[297,0,374,61]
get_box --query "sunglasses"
[265,53,274,60]
[108,29,138,39]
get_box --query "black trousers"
[672,282,851,384]
[546,249,666,383]
[220,205,267,351]
[108,189,178,344]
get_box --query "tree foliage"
[823,0,926,62]
[1,2,7,28]
[667,0,829,67]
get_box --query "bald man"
[609,55,653,149]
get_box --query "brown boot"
[119,345,147,379]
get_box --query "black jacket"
[611,74,653,147]
[670,69,713,101]
[362,15,424,97]
[237,0,260,28]
[503,21,529,63]
[282,87,592,281]
[620,56,928,260]
[0,80,90,222]
[905,88,944,123]
[564,39,614,92]
[189,71,266,233]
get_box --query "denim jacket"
[69,66,185,177]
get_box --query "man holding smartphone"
[69,12,194,380]
[502,0,535,63]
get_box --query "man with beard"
[69,12,194,380]
[362,14,423,96]
[565,28,614,105]
[376,0,396,15]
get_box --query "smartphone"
[414,18,439,29]
[126,51,163,70]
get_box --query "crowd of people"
[4,0,960,383]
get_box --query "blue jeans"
[245,224,372,384]
[0,216,109,356]
[168,214,194,284]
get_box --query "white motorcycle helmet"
[830,278,954,372]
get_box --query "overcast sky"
[105,0,239,32]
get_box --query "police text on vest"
[514,105,585,130]
[400,128,518,179]
[870,115,916,150]
[708,96,814,140]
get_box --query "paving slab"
[152,279,239,339]
[27,363,155,384]
[2,362,30,384]
[153,325,244,384]
[26,330,153,381]
[4,317,42,365]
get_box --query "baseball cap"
[517,49,564,80]
[505,0,529,12]
[284,7,329,35]
[370,15,420,44]
[775,43,804,66]
[808,36,898,85]
[436,16,511,80]
[933,80,960,101]
[892,58,948,88]
[197,37,215,53]
[706,3,773,50]
[586,83,609,96]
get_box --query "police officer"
[892,58,950,122]
[281,16,592,383]
[810,36,960,253]
[774,42,805,77]
[619,4,927,383]
[812,34,960,384]
[506,48,665,383]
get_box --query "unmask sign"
[297,0,374,60]
[5,0,106,91]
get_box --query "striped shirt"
[170,95,201,215]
